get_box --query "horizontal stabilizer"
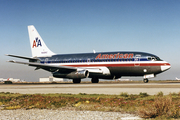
[6,54,39,61]
[7,60,77,73]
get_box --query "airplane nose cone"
[161,63,171,71]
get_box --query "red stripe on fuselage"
[59,62,170,68]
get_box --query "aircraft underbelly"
[109,66,161,76]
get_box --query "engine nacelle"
[53,70,89,79]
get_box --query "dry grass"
[138,95,180,119]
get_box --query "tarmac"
[0,82,180,95]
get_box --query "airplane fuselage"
[38,51,170,80]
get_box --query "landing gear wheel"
[91,78,99,83]
[143,78,149,83]
[73,79,81,83]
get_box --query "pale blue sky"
[0,0,180,81]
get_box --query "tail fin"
[28,25,55,57]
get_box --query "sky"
[0,0,180,82]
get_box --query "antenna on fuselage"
[93,50,96,53]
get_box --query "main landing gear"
[73,79,81,83]
[91,78,99,83]
[143,78,149,83]
[72,78,99,84]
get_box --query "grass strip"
[0,92,180,119]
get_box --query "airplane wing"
[8,60,104,76]
[8,60,77,73]
[7,54,104,75]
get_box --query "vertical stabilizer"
[28,25,55,57]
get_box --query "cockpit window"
[155,57,162,61]
[152,57,156,61]
[147,56,162,61]
[148,57,151,61]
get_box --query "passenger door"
[134,55,141,66]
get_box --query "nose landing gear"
[73,79,81,83]
[143,78,149,83]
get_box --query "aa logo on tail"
[32,37,42,48]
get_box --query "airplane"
[7,25,171,83]
[176,77,180,80]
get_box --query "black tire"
[91,78,99,83]
[4,81,12,84]
[73,79,81,83]
[143,79,149,83]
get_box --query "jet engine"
[53,70,89,79]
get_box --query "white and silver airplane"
[7,25,171,83]
[176,77,180,80]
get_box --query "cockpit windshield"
[155,57,162,61]
[147,56,162,61]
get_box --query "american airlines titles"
[95,53,134,59]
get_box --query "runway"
[0,83,180,95]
